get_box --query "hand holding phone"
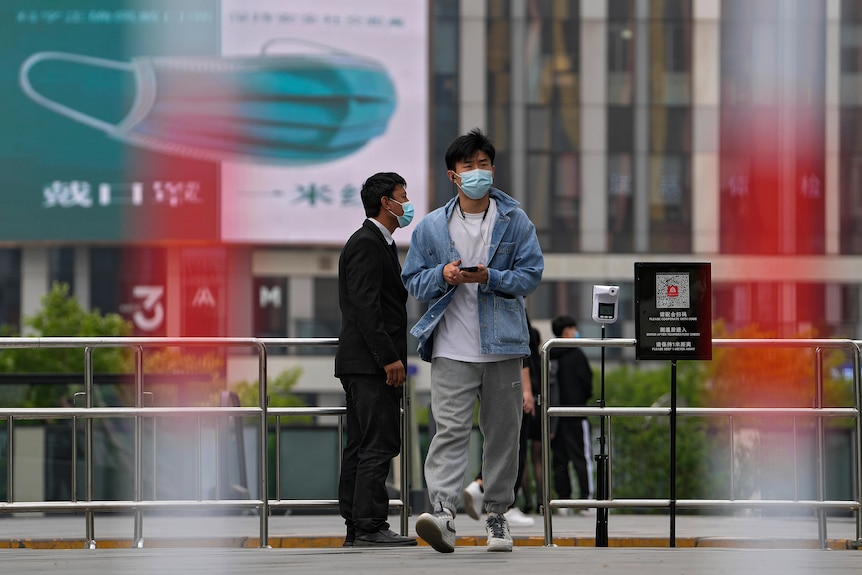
[459,265,479,272]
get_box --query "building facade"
[2,0,861,398]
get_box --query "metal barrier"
[2,336,860,549]
[0,337,410,548]
[539,337,862,550]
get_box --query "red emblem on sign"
[667,285,679,297]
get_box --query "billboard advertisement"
[219,1,429,244]
[0,1,428,244]
[0,1,222,243]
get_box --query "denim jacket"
[402,188,544,362]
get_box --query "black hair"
[360,172,407,218]
[444,128,496,170]
[552,315,578,337]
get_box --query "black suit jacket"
[335,219,408,377]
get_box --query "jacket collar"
[365,217,394,245]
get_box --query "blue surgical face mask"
[19,43,397,165]
[456,169,493,200]
[387,198,414,228]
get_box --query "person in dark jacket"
[549,315,594,507]
[335,172,417,548]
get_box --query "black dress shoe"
[354,528,417,547]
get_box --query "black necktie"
[390,241,400,268]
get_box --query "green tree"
[0,282,131,408]
[601,361,721,507]
[230,367,310,425]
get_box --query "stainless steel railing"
[539,337,862,550]
[2,336,859,550]
[0,336,410,548]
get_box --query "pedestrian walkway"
[0,510,858,551]
[0,545,860,575]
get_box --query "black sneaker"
[354,528,417,548]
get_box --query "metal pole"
[596,325,609,547]
[854,342,862,547]
[815,348,827,549]
[5,417,11,503]
[541,340,553,546]
[84,347,96,549]
[275,416,282,502]
[133,347,144,548]
[730,415,738,500]
[670,359,677,548]
[256,341,269,548]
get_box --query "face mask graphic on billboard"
[19,40,397,164]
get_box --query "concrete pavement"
[0,511,860,575]
[0,509,859,550]
[0,545,860,575]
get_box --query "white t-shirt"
[433,199,515,363]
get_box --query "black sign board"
[634,262,712,361]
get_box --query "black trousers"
[551,418,590,500]
[338,374,402,535]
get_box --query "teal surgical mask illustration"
[18,40,397,164]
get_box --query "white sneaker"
[416,509,456,553]
[485,513,513,552]
[462,480,484,520]
[503,507,534,527]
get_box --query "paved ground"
[0,509,859,549]
[1,545,861,575]
[0,511,860,574]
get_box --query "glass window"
[608,0,635,21]
[312,278,340,337]
[253,277,288,355]
[650,21,691,105]
[551,153,581,253]
[431,0,460,209]
[842,1,862,252]
[47,247,75,293]
[607,22,635,106]
[840,154,862,252]
[650,107,691,153]
[840,285,861,337]
[607,107,634,152]
[487,5,512,187]
[520,1,580,253]
[607,154,635,253]
[721,0,825,255]
[527,107,552,150]
[180,247,226,337]
[90,247,167,336]
[292,278,339,356]
[0,250,21,331]
[648,154,691,252]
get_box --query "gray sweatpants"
[425,357,523,516]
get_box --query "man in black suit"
[336,172,417,548]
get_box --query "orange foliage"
[704,323,820,408]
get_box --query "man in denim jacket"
[403,129,543,553]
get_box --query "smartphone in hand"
[460,266,479,272]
